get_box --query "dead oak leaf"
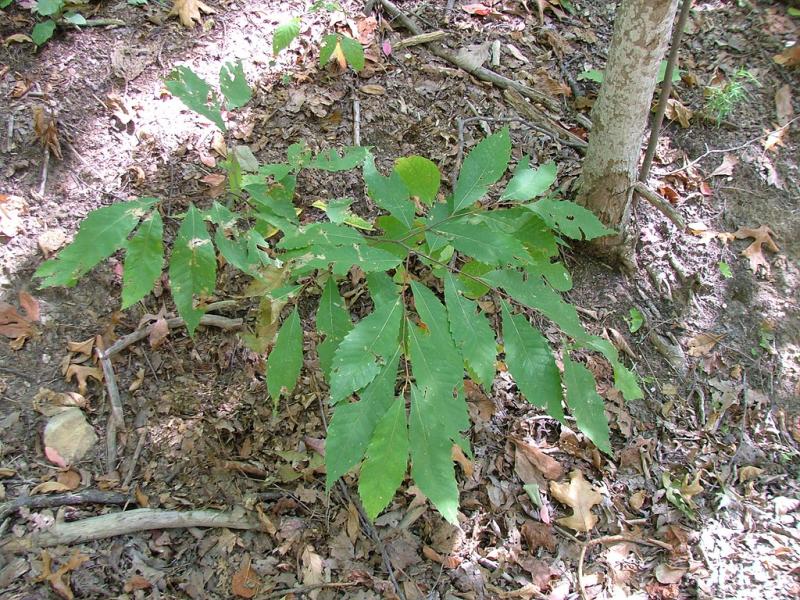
[709,153,739,178]
[231,557,259,598]
[686,332,724,357]
[32,106,62,160]
[169,0,215,28]
[64,364,103,395]
[664,98,692,128]
[34,549,89,600]
[773,45,800,67]
[549,469,602,532]
[0,291,39,347]
[512,436,564,480]
[734,225,779,273]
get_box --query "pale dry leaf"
[680,472,703,505]
[775,84,793,125]
[67,337,95,356]
[773,45,800,67]
[512,436,563,480]
[359,84,386,95]
[64,364,103,395]
[655,563,686,585]
[56,469,82,491]
[629,489,646,511]
[37,229,67,257]
[733,225,779,273]
[763,124,788,153]
[300,545,324,598]
[4,33,34,45]
[738,465,764,483]
[128,368,145,392]
[549,469,602,532]
[456,41,492,71]
[32,106,62,159]
[687,332,724,357]
[664,98,692,128]
[0,301,34,343]
[148,316,170,348]
[31,480,72,495]
[169,0,215,28]
[709,153,739,178]
[0,194,27,238]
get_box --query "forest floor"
[0,0,799,598]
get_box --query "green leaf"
[122,212,163,309]
[308,146,369,171]
[316,277,352,380]
[718,261,733,279]
[434,218,529,266]
[525,198,614,241]
[444,272,496,388]
[394,156,440,205]
[580,336,643,401]
[273,17,301,55]
[359,397,409,519]
[483,269,586,340]
[409,384,460,524]
[34,198,157,288]
[626,308,644,333]
[165,66,225,131]
[286,141,312,170]
[325,347,400,489]
[329,291,404,403]
[63,12,87,25]
[500,301,564,422]
[363,154,414,229]
[340,35,365,71]
[577,68,604,83]
[457,260,492,299]
[266,307,303,408]
[286,244,403,276]
[656,60,681,84]
[0,0,13,8]
[501,158,557,201]
[31,19,56,45]
[451,127,511,212]
[219,61,251,109]
[168,203,216,336]
[233,145,259,172]
[278,222,363,249]
[36,0,63,16]
[318,34,338,67]
[312,198,373,230]
[563,356,611,455]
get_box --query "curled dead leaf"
[451,444,474,478]
[550,469,602,532]
[664,99,692,128]
[512,436,563,481]
[32,106,62,160]
[169,0,215,28]
[734,225,779,274]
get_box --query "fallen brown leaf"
[169,0,215,28]
[451,443,474,478]
[775,84,793,125]
[520,520,556,552]
[709,153,739,178]
[734,225,779,273]
[550,469,602,532]
[664,98,692,128]
[31,480,73,495]
[64,364,103,395]
[56,469,82,491]
[512,436,563,480]
[32,106,62,159]
[773,45,800,67]
[34,550,89,600]
[231,557,259,598]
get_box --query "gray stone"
[43,408,98,466]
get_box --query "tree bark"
[577,0,679,252]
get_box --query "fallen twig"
[22,508,262,548]
[121,427,147,488]
[101,312,242,359]
[378,0,557,111]
[38,148,49,196]
[353,94,361,147]
[503,89,588,151]
[0,490,129,522]
[393,30,447,49]
[631,182,686,229]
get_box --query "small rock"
[43,408,98,467]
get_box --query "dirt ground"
[0,0,799,598]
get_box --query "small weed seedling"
[705,68,759,125]
[35,64,641,522]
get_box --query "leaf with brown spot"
[169,0,215,28]
[734,225,779,274]
[549,469,602,532]
[64,364,103,395]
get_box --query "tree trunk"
[577,0,679,252]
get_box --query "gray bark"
[577,0,679,250]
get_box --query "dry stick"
[631,182,686,229]
[102,313,242,359]
[639,0,693,184]
[26,508,263,548]
[378,0,558,111]
[353,95,361,147]
[266,582,357,599]
[503,88,589,150]
[38,148,49,196]
[393,30,447,49]
[121,428,147,488]
[0,490,129,522]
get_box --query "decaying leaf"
[169,0,215,28]
[763,124,789,153]
[512,436,564,480]
[773,45,800,67]
[0,194,27,238]
[738,465,763,483]
[301,545,324,597]
[38,228,68,257]
[520,520,557,552]
[0,290,39,348]
[462,3,492,16]
[775,84,793,125]
[550,469,602,532]
[64,364,103,395]
[687,332,724,357]
[655,562,687,585]
[664,99,692,128]
[629,489,646,510]
[31,480,72,495]
[34,550,89,600]
[709,154,739,178]
[733,225,779,273]
[32,106,62,159]
[451,443,474,478]
[231,556,259,598]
